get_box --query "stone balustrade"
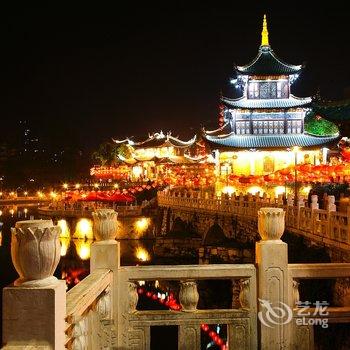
[158,191,350,250]
[3,206,350,349]
[118,264,257,349]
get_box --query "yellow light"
[50,191,57,199]
[75,239,92,260]
[9,209,14,216]
[132,166,143,178]
[75,183,81,189]
[57,219,70,238]
[37,191,44,198]
[24,208,28,214]
[135,247,150,262]
[301,185,312,196]
[24,191,28,196]
[274,186,286,196]
[247,186,263,196]
[10,192,15,196]
[222,186,236,195]
[0,192,2,196]
[113,183,119,189]
[135,218,149,233]
[60,237,70,256]
[63,183,68,189]
[74,218,93,239]
[292,146,301,153]
[94,183,99,188]
[0,210,2,216]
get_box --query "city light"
[222,186,236,196]
[247,186,263,196]
[37,191,44,198]
[94,183,99,188]
[50,191,57,199]
[113,183,119,189]
[135,247,150,262]
[24,191,28,196]
[63,183,68,189]
[274,186,286,196]
[135,218,150,233]
[9,192,15,196]
[75,183,81,189]
[0,210,2,216]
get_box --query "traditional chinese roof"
[222,95,311,109]
[204,133,339,151]
[113,132,197,149]
[203,122,232,137]
[236,45,302,76]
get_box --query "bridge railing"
[158,191,350,250]
[65,269,114,349]
[3,206,350,349]
[118,264,257,349]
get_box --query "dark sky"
[1,2,350,151]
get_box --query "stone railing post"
[178,280,200,349]
[256,208,291,350]
[310,195,319,210]
[328,195,336,212]
[91,209,120,343]
[3,220,66,349]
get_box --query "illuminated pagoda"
[203,15,339,178]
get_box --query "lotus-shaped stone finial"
[92,209,118,242]
[258,207,285,241]
[11,220,61,287]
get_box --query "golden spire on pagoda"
[261,14,269,46]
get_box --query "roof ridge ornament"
[261,14,269,47]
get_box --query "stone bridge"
[157,190,350,261]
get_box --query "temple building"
[90,131,213,182]
[203,15,339,177]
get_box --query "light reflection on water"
[0,205,155,289]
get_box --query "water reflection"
[58,219,70,238]
[59,237,70,256]
[1,206,155,290]
[74,239,93,260]
[74,218,93,239]
[135,246,150,262]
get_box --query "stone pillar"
[287,195,293,206]
[91,209,120,344]
[328,195,336,212]
[3,220,66,349]
[310,195,319,210]
[256,208,291,350]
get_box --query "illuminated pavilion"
[203,15,339,178]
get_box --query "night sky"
[2,2,350,151]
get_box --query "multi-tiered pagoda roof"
[235,45,302,76]
[203,15,339,151]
